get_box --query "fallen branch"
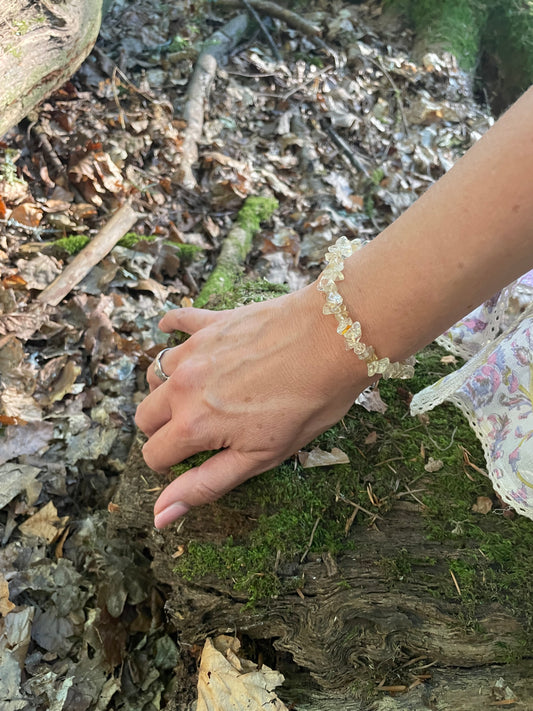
[320,118,371,178]
[217,0,321,38]
[178,14,251,189]
[242,0,282,62]
[194,196,278,308]
[37,202,138,306]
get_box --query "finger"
[139,410,211,471]
[153,449,266,528]
[147,347,175,391]
[158,307,223,334]
[135,382,174,438]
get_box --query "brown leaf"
[43,360,82,405]
[197,636,288,711]
[0,573,15,617]
[0,415,27,426]
[298,447,350,468]
[19,501,69,543]
[10,203,43,227]
[364,431,378,445]
[2,274,27,290]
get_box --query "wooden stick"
[242,0,282,62]
[179,14,251,189]
[218,0,321,38]
[37,202,138,306]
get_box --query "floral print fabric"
[410,271,533,520]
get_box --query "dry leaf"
[424,457,444,472]
[19,501,69,543]
[10,203,43,227]
[44,360,82,405]
[472,496,493,515]
[2,274,27,290]
[356,387,388,414]
[298,447,350,468]
[196,636,288,711]
[364,431,378,445]
[440,355,458,365]
[0,574,15,617]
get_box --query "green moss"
[385,0,533,94]
[236,196,279,239]
[117,232,158,248]
[175,243,204,264]
[371,167,385,186]
[386,0,484,70]
[53,234,91,255]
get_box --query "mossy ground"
[173,343,533,645]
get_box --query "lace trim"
[411,300,533,520]
[435,283,514,359]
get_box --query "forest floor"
[1,1,531,710]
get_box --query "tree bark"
[0,0,105,137]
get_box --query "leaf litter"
[0,0,495,708]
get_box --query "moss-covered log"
[193,196,278,308]
[111,345,533,709]
[0,0,106,137]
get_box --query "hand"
[134,284,372,529]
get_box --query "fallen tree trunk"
[0,0,107,137]
[111,441,533,710]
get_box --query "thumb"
[153,449,266,529]
[158,307,223,334]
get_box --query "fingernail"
[154,501,190,529]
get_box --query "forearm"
[335,86,533,366]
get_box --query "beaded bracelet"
[317,236,415,380]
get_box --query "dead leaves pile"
[0,0,495,708]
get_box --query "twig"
[241,0,281,62]
[37,202,138,306]
[178,14,251,189]
[320,119,371,178]
[29,124,65,178]
[217,0,321,38]
[111,66,126,129]
[300,516,321,563]
[449,568,462,596]
[368,55,409,136]
[335,491,383,521]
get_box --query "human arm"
[135,86,533,529]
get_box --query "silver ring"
[153,347,172,382]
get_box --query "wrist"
[317,237,415,379]
[292,280,375,397]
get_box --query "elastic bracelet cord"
[318,236,415,380]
